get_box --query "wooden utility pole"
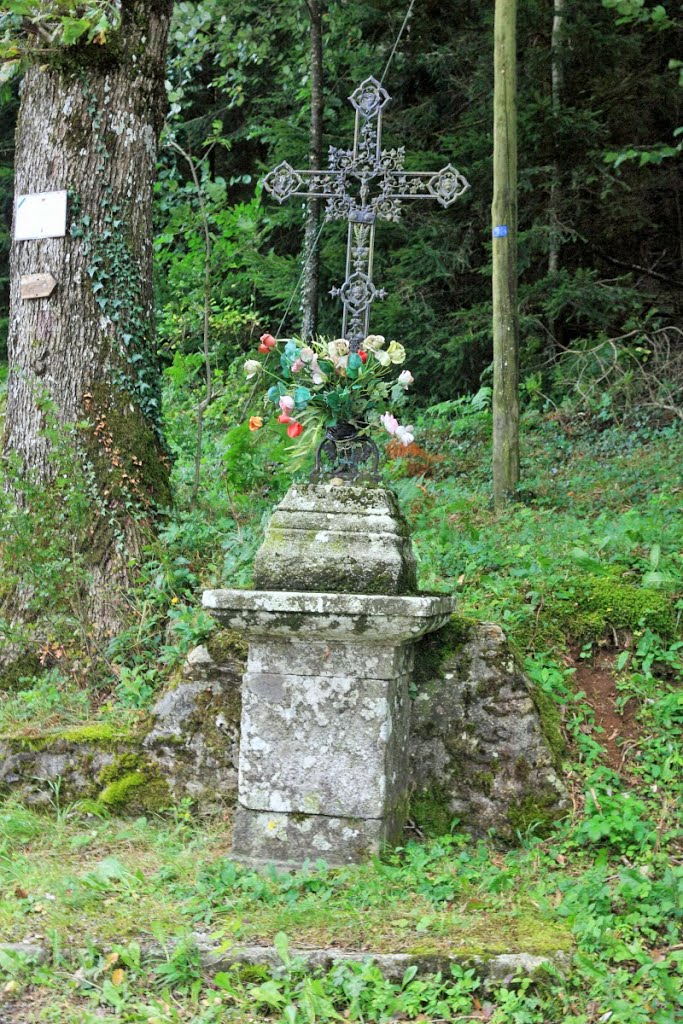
[492,0,520,505]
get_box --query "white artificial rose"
[327,338,350,358]
[244,359,262,379]
[363,334,386,351]
[387,341,406,364]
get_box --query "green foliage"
[0,2,119,83]
[147,0,682,408]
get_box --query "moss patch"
[529,686,566,769]
[206,629,248,663]
[413,614,475,689]
[507,793,567,838]
[96,753,171,813]
[226,903,573,959]
[556,574,676,642]
[1,723,138,752]
[0,652,43,692]
[410,784,454,837]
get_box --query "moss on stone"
[529,687,566,769]
[2,723,137,752]
[413,614,475,689]
[472,771,494,797]
[98,752,145,785]
[189,684,241,761]
[406,912,573,957]
[98,771,146,807]
[507,793,567,838]
[410,784,454,837]
[96,752,171,813]
[206,629,249,663]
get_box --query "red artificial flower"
[277,414,292,424]
[287,421,304,438]
[260,333,277,349]
[257,343,269,354]
[359,350,368,363]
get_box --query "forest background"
[0,0,681,404]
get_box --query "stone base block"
[231,803,402,868]
[240,664,411,819]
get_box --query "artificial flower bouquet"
[244,331,416,457]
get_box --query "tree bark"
[492,0,520,506]
[300,0,324,341]
[3,0,173,635]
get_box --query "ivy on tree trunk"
[3,0,173,637]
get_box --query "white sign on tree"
[14,190,68,241]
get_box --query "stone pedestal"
[203,484,454,868]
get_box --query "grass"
[1,394,682,1021]
[0,801,570,957]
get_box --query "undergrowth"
[1,371,681,1021]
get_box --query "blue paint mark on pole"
[493,225,508,237]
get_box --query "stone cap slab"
[278,482,400,516]
[203,589,455,643]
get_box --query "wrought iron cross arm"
[383,164,471,208]
[262,161,343,204]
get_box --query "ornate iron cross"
[263,76,470,351]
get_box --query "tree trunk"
[300,0,324,341]
[548,0,565,281]
[492,0,520,506]
[3,0,173,636]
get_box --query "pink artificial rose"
[380,412,399,435]
[310,355,324,384]
[279,395,295,414]
[291,358,305,372]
